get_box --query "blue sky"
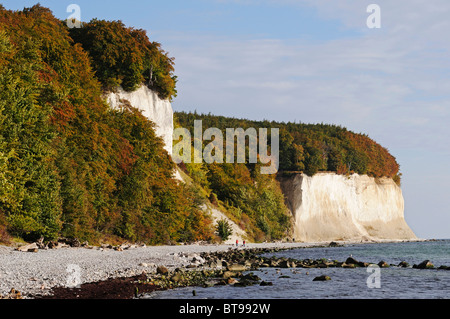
[3,0,450,239]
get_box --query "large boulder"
[413,260,434,269]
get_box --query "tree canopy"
[0,5,206,244]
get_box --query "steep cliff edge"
[277,173,417,242]
[105,85,174,155]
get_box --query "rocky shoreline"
[1,239,446,300]
[0,241,320,299]
[0,242,442,299]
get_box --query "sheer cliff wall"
[277,173,417,242]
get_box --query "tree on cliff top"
[68,19,177,100]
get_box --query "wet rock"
[260,281,273,286]
[269,259,279,267]
[227,264,247,272]
[313,275,331,281]
[345,257,360,265]
[328,241,339,247]
[345,257,368,267]
[240,273,261,281]
[378,261,389,268]
[208,260,222,269]
[234,279,256,287]
[398,261,410,268]
[413,260,434,269]
[222,271,235,279]
[279,260,293,268]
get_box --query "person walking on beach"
[236,239,238,247]
[243,240,246,247]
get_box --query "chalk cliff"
[105,85,174,155]
[277,173,417,242]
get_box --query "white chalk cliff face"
[105,85,173,155]
[278,173,417,242]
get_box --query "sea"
[146,240,450,299]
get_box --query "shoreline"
[0,238,425,299]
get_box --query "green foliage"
[0,28,62,240]
[216,219,233,242]
[175,112,401,180]
[0,5,208,244]
[69,19,177,99]
[173,112,293,242]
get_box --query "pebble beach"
[0,241,315,298]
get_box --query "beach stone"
[313,275,331,281]
[156,265,169,275]
[227,264,247,272]
[378,261,389,268]
[36,237,46,249]
[222,271,235,279]
[16,243,39,252]
[398,261,410,268]
[269,260,279,267]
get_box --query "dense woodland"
[0,5,401,245]
[175,112,401,181]
[0,5,207,244]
